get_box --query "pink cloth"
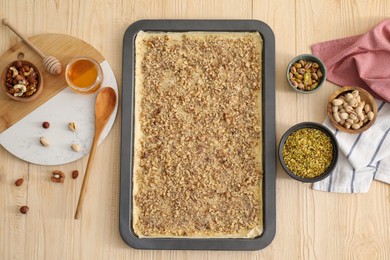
[311,19,390,102]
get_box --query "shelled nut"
[72,170,79,179]
[40,136,50,147]
[51,170,65,183]
[71,144,81,152]
[4,61,39,98]
[15,178,24,186]
[20,206,29,214]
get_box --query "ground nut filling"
[133,31,263,238]
[282,128,333,178]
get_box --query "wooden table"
[1,1,389,259]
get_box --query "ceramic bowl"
[327,86,378,134]
[1,60,43,102]
[286,54,327,94]
[278,122,339,183]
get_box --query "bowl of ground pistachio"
[278,122,339,182]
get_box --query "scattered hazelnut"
[15,178,24,186]
[20,206,29,214]
[42,121,50,129]
[22,65,30,72]
[68,122,77,131]
[72,170,79,179]
[71,144,81,152]
[51,170,65,183]
[39,136,50,147]
[14,60,23,69]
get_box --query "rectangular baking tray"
[120,20,276,250]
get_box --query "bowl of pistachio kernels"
[278,122,339,183]
[286,54,326,93]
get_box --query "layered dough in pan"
[133,31,263,238]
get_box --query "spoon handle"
[74,134,100,219]
[2,18,46,58]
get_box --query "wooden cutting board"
[0,33,104,133]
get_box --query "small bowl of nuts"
[327,86,378,133]
[1,60,43,102]
[278,122,339,182]
[287,54,326,93]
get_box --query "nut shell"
[20,206,29,214]
[15,178,24,186]
[42,121,50,129]
[287,54,326,94]
[327,86,377,134]
[72,170,79,179]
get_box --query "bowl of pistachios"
[286,54,326,93]
[278,122,339,182]
[327,86,378,134]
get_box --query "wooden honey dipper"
[2,19,62,75]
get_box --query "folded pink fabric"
[311,19,390,102]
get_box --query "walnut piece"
[134,32,263,237]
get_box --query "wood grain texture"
[0,0,390,259]
[0,34,104,133]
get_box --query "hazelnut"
[42,121,50,129]
[72,170,79,179]
[20,206,29,214]
[27,76,36,84]
[22,65,30,72]
[14,60,23,69]
[15,178,24,186]
[15,75,24,81]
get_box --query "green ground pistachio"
[282,128,333,178]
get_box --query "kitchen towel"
[311,19,390,102]
[312,100,390,193]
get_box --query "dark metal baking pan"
[120,19,276,250]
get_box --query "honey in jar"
[65,57,103,94]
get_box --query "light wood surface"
[0,0,389,259]
[0,34,104,133]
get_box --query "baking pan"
[120,20,276,250]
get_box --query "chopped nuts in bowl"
[278,122,339,183]
[286,54,326,93]
[327,86,378,134]
[1,60,43,102]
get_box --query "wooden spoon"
[74,87,117,219]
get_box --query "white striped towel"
[312,100,390,193]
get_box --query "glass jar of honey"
[65,57,103,94]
